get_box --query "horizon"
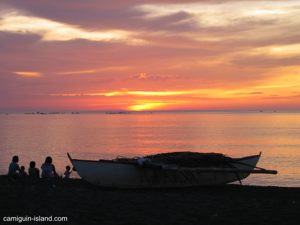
[1,0,300,111]
[2,108,300,114]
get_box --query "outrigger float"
[67,152,277,188]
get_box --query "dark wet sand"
[0,175,299,225]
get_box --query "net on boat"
[116,152,234,168]
[146,152,233,167]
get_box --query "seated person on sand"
[8,155,21,177]
[28,161,40,179]
[41,156,58,179]
[20,166,28,177]
[63,165,72,179]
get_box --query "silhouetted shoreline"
[0,175,299,225]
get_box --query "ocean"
[0,112,299,187]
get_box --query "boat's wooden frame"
[68,152,277,188]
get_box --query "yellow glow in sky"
[14,71,42,78]
[128,102,168,111]
[69,90,192,97]
[247,44,300,58]
[56,66,132,75]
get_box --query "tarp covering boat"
[116,152,233,168]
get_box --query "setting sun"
[128,102,167,111]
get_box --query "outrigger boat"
[67,152,277,188]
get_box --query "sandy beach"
[0,175,299,225]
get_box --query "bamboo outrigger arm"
[167,167,278,174]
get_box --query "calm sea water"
[0,112,299,187]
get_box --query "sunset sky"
[1,0,300,112]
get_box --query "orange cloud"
[14,71,42,78]
[56,66,132,75]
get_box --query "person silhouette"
[41,156,58,178]
[28,161,40,179]
[8,155,20,177]
[63,165,72,179]
[20,166,28,177]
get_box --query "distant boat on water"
[68,152,277,188]
[105,111,130,115]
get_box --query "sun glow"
[49,83,300,99]
[47,75,300,111]
[128,102,168,111]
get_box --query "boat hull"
[69,154,261,188]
